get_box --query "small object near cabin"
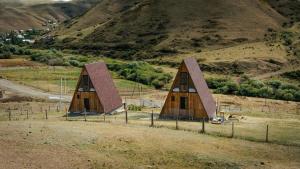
[69,62,122,114]
[0,90,4,99]
[160,57,216,120]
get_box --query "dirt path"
[0,78,71,102]
[0,78,162,107]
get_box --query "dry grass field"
[0,119,299,169]
[0,60,299,168]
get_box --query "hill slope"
[53,0,286,59]
[0,1,99,32]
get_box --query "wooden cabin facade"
[69,62,122,114]
[160,58,216,120]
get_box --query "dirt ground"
[0,120,299,169]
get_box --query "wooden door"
[84,98,90,112]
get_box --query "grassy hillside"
[0,0,100,32]
[53,0,285,58]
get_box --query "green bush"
[69,60,84,67]
[29,50,65,66]
[127,104,142,111]
[107,61,172,89]
[295,91,300,101]
[207,77,299,101]
[0,52,12,59]
[267,80,282,89]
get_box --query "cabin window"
[180,97,188,109]
[79,75,93,91]
[82,75,89,87]
[171,96,175,101]
[180,72,188,85]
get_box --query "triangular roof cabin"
[160,57,216,120]
[69,62,122,114]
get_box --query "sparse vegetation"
[282,70,300,81]
[207,76,300,101]
[107,61,172,89]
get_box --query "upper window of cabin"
[79,75,93,91]
[180,72,188,85]
[82,75,89,87]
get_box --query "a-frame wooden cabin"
[69,62,123,114]
[160,57,216,120]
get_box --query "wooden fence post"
[176,114,179,130]
[84,108,87,122]
[266,124,269,142]
[201,118,205,133]
[231,122,234,138]
[45,110,48,120]
[124,103,128,124]
[8,110,11,121]
[151,110,154,127]
[65,106,68,121]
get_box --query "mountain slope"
[53,0,286,59]
[0,1,99,32]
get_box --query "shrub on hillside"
[69,60,84,67]
[107,61,172,89]
[30,50,65,66]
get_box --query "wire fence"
[0,103,299,147]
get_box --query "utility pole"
[60,77,62,112]
[64,76,67,95]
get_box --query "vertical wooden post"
[201,118,205,133]
[266,124,269,142]
[124,103,128,124]
[8,110,11,121]
[64,76,67,94]
[60,77,62,112]
[84,108,87,122]
[151,110,154,127]
[231,122,234,138]
[45,110,48,120]
[176,114,179,130]
[65,106,68,121]
[26,110,29,120]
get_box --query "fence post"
[231,122,234,138]
[266,124,269,142]
[65,106,68,121]
[124,103,128,124]
[151,110,154,127]
[84,108,87,122]
[45,110,48,120]
[175,113,179,130]
[8,109,11,121]
[201,118,205,133]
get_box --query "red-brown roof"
[85,62,123,113]
[184,57,216,118]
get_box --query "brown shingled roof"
[184,57,216,118]
[85,62,123,113]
